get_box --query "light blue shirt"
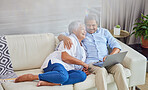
[61,28,121,64]
[82,28,121,64]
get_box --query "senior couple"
[15,14,129,90]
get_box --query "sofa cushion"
[2,82,73,90]
[14,67,130,90]
[1,67,130,90]
[74,67,131,90]
[0,83,4,90]
[2,69,73,90]
[6,33,55,71]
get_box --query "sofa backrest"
[6,33,55,71]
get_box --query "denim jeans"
[39,60,86,85]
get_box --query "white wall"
[0,0,102,35]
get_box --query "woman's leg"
[62,70,87,85]
[37,81,61,87]
[38,63,69,84]
[15,74,39,83]
[15,61,69,84]
[15,60,53,83]
[37,70,86,86]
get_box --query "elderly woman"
[14,21,88,86]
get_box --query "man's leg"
[89,64,108,90]
[107,64,129,90]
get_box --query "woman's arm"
[61,51,88,69]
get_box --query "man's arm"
[58,34,66,41]
[58,34,73,49]
[61,51,88,69]
[103,48,120,62]
[110,47,120,55]
[103,29,121,61]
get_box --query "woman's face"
[74,25,86,40]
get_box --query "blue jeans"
[39,60,86,85]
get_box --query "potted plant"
[131,13,148,48]
[114,25,121,35]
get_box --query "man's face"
[86,20,98,34]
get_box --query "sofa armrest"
[118,40,147,87]
[55,36,60,48]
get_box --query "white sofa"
[0,33,147,90]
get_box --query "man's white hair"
[84,13,99,25]
[68,21,84,34]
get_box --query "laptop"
[93,51,128,67]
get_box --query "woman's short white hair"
[68,21,84,34]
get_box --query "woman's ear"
[72,30,77,35]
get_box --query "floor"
[137,72,148,90]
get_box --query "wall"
[0,0,102,35]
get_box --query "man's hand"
[103,56,107,62]
[82,68,91,76]
[63,36,73,49]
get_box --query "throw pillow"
[0,36,17,83]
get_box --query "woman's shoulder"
[68,35,78,44]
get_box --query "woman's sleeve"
[57,38,76,57]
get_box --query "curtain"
[145,0,148,15]
[101,0,146,44]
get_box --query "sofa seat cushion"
[74,67,131,90]
[2,67,130,90]
[0,83,4,90]
[2,69,73,90]
[2,82,73,90]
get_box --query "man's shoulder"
[98,28,111,36]
[97,28,109,32]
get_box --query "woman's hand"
[82,68,91,76]
[63,36,73,49]
[82,63,89,70]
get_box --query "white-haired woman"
[15,21,88,86]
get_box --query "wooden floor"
[137,73,148,90]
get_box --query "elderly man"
[15,21,88,86]
[58,14,129,90]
